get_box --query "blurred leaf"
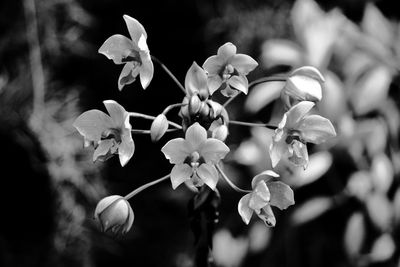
[362,4,393,47]
[244,81,284,114]
[366,193,392,231]
[291,0,323,40]
[248,221,271,253]
[346,171,372,201]
[261,39,302,68]
[370,234,395,262]
[371,153,393,194]
[289,151,332,188]
[344,212,365,258]
[291,197,333,225]
[212,229,248,267]
[343,51,375,81]
[393,188,400,224]
[351,65,392,115]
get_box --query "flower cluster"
[73,15,336,242]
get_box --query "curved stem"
[129,112,182,129]
[162,103,186,115]
[124,174,171,200]
[216,164,251,194]
[131,128,180,134]
[229,120,277,130]
[151,55,186,94]
[223,76,287,108]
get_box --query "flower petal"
[199,138,229,164]
[118,131,135,167]
[123,15,147,45]
[196,163,219,190]
[207,75,223,95]
[203,55,224,75]
[217,42,237,61]
[161,138,191,164]
[267,181,295,210]
[103,100,128,127]
[228,75,249,94]
[289,140,309,169]
[98,34,135,64]
[230,54,258,75]
[257,205,276,227]
[269,137,288,168]
[93,139,114,162]
[285,101,315,129]
[118,62,139,90]
[238,194,253,225]
[249,181,270,211]
[185,123,207,151]
[73,110,113,141]
[170,164,192,189]
[251,170,280,189]
[185,62,209,96]
[298,114,336,144]
[139,51,154,89]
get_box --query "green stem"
[223,76,287,108]
[124,174,171,200]
[216,164,251,194]
[229,120,277,130]
[131,129,180,134]
[162,103,186,115]
[151,55,186,94]
[129,112,182,129]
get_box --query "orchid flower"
[203,42,258,97]
[161,123,229,190]
[99,15,154,90]
[73,100,134,167]
[238,170,294,226]
[269,101,336,169]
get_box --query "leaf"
[370,153,393,194]
[212,229,248,267]
[346,171,372,201]
[291,197,333,225]
[244,81,284,114]
[268,181,295,210]
[290,151,333,188]
[351,65,392,115]
[366,193,392,231]
[370,234,395,262]
[260,39,302,68]
[344,212,365,258]
[248,222,272,253]
[362,4,393,47]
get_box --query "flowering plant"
[73,13,336,264]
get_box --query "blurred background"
[1,0,400,266]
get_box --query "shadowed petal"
[185,123,207,151]
[298,115,336,144]
[118,62,140,90]
[199,139,229,164]
[230,54,258,75]
[185,62,209,96]
[73,110,113,141]
[285,101,315,129]
[218,42,237,61]
[161,138,191,164]
[249,181,270,211]
[93,139,114,162]
[171,164,193,189]
[257,205,276,227]
[267,181,295,210]
[238,194,253,224]
[98,34,134,64]
[269,138,288,168]
[203,55,224,75]
[123,15,147,46]
[289,140,309,169]
[196,164,219,190]
[119,130,135,167]
[103,100,128,127]
[139,52,154,89]
[207,75,223,95]
[228,75,249,94]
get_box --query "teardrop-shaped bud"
[189,95,202,116]
[150,114,169,142]
[212,124,229,141]
[199,102,211,119]
[94,195,134,234]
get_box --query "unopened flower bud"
[207,100,223,119]
[150,114,169,142]
[283,66,324,105]
[199,102,210,118]
[94,195,134,235]
[212,125,229,141]
[189,95,202,116]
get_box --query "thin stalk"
[229,120,277,130]
[131,128,180,134]
[162,103,186,115]
[223,76,287,108]
[129,112,182,129]
[216,165,251,194]
[124,174,170,200]
[151,55,186,94]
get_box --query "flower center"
[184,151,205,168]
[221,64,236,81]
[285,130,303,145]
[123,50,142,64]
[102,128,122,143]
